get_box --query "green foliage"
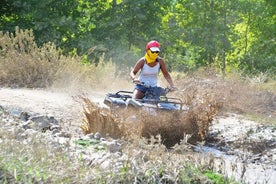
[0,0,275,76]
[204,170,227,184]
[226,0,275,75]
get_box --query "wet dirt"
[203,113,276,183]
[0,87,275,183]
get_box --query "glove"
[169,86,177,91]
[133,78,141,84]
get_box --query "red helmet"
[146,40,160,52]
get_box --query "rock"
[21,120,32,130]
[106,140,122,153]
[57,137,70,145]
[9,109,23,118]
[56,131,72,138]
[94,132,101,140]
[272,153,276,162]
[20,129,38,139]
[19,112,30,121]
[49,116,58,125]
[87,133,94,139]
[50,124,61,131]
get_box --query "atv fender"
[104,96,126,107]
[158,102,180,110]
[126,99,143,108]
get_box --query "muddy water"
[193,146,275,183]
[194,114,276,183]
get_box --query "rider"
[129,40,175,99]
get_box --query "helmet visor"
[150,47,160,52]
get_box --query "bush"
[0,27,63,88]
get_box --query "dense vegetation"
[0,1,275,183]
[1,0,275,76]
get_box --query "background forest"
[0,0,275,76]
[0,1,276,183]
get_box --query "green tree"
[0,0,100,54]
[161,0,237,73]
[89,0,171,67]
[229,0,275,75]
[1,0,274,75]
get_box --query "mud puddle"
[193,113,276,183]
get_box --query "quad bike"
[102,83,203,148]
[103,83,187,112]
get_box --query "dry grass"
[0,27,61,87]
[0,27,121,91]
[176,70,276,120]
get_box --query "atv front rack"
[104,90,187,111]
[104,91,133,108]
[134,97,184,111]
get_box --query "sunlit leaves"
[0,0,274,75]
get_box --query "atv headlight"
[159,96,166,101]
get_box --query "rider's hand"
[169,86,177,91]
[133,78,141,84]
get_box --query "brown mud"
[0,75,275,183]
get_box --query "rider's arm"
[129,58,144,81]
[159,58,175,88]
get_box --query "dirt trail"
[1,87,275,183]
[1,88,78,116]
[0,88,106,132]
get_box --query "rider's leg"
[132,89,145,99]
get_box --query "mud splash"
[79,75,276,149]
[80,98,276,183]
[79,92,219,148]
[79,75,276,183]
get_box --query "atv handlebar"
[166,86,177,92]
[134,81,176,93]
